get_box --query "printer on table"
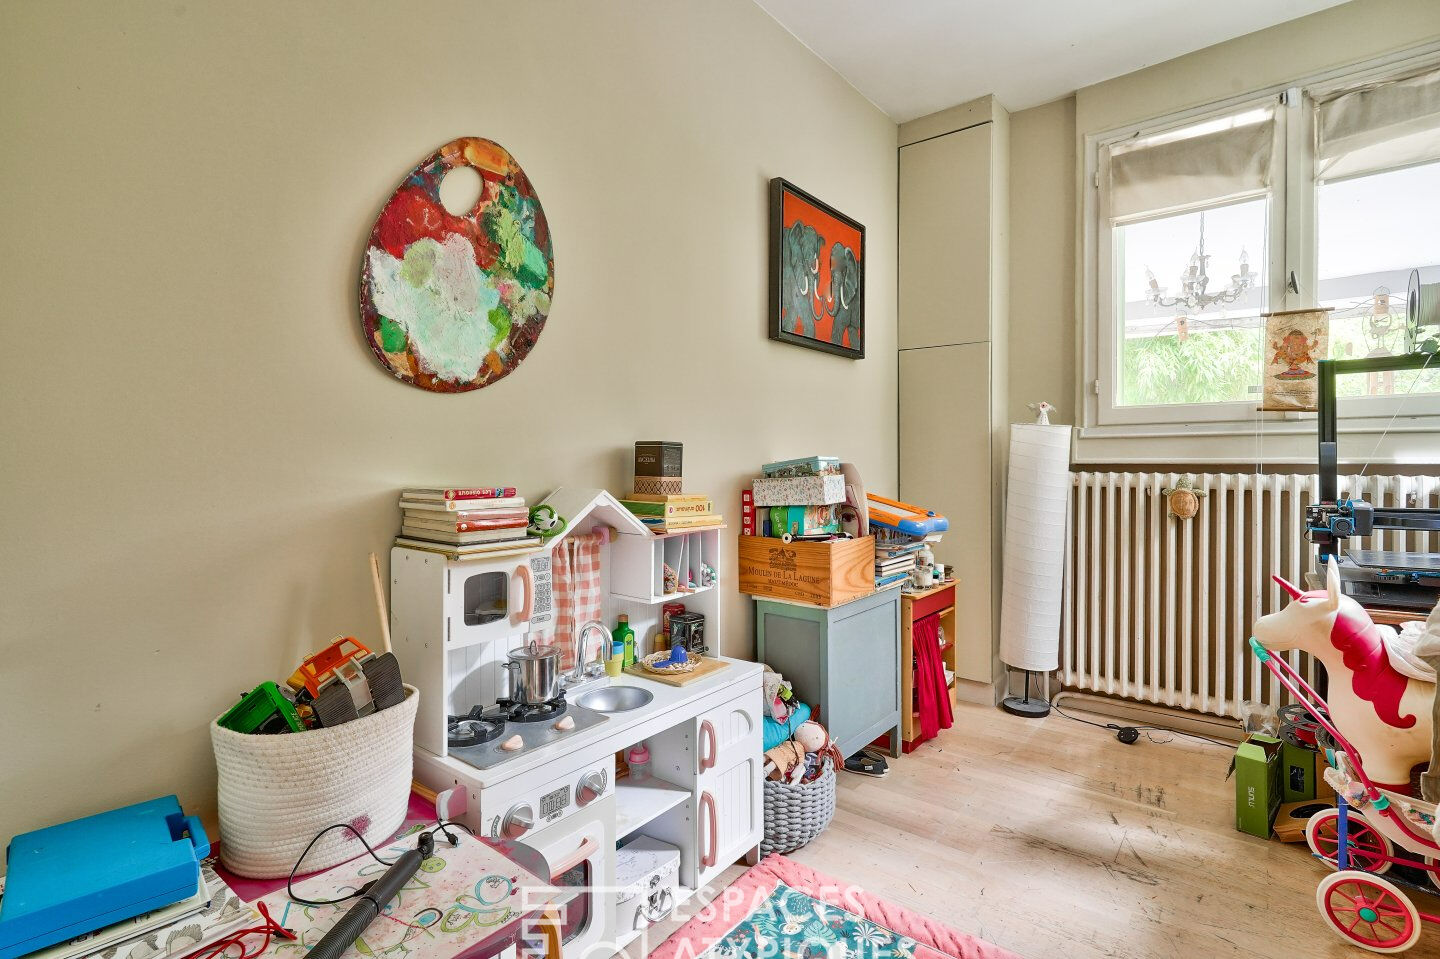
[0,796,208,959]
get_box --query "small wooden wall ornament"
[1161,476,1206,520]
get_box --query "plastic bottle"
[627,742,652,782]
[614,614,636,668]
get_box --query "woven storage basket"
[760,756,836,855]
[211,685,418,878]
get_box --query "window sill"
[1073,414,1440,466]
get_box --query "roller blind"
[1316,66,1440,181]
[1104,105,1276,221]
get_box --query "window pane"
[1116,198,1269,407]
[1318,161,1440,398]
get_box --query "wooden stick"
[370,552,393,654]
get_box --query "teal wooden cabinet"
[753,588,902,759]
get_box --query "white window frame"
[1081,44,1440,442]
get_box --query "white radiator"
[1061,471,1440,719]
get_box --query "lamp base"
[1001,695,1052,718]
[1000,668,1052,718]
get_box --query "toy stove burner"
[486,694,568,725]
[446,706,505,749]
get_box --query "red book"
[741,488,755,536]
[444,487,516,500]
[401,486,518,501]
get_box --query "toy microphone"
[306,832,435,959]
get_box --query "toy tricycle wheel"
[1307,809,1393,874]
[1316,870,1421,953]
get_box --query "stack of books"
[875,539,921,588]
[396,486,537,554]
[620,493,724,533]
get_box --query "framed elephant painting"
[768,178,865,358]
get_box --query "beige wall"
[0,0,898,845]
[1003,0,1440,462]
[1007,96,1076,427]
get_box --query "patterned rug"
[650,855,1020,959]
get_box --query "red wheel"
[1306,809,1393,873]
[1316,871,1420,952]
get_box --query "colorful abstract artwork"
[768,178,865,359]
[360,138,553,392]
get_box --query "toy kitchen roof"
[537,487,651,548]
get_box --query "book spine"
[741,489,755,536]
[625,500,713,517]
[401,497,523,512]
[408,519,528,533]
[444,487,516,500]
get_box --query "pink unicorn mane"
[1331,601,1415,729]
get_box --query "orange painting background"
[782,191,863,347]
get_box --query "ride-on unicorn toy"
[1253,559,1432,793]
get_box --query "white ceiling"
[753,0,1353,121]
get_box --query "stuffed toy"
[762,665,794,723]
[762,719,844,785]
[763,740,806,783]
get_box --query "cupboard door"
[698,689,763,777]
[697,756,762,888]
[900,343,992,683]
[899,123,992,350]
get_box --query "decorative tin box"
[761,455,841,478]
[669,612,706,655]
[633,475,684,496]
[635,441,683,477]
[752,474,846,507]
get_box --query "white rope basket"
[211,685,418,878]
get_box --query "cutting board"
[625,656,730,687]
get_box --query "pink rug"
[649,854,1021,959]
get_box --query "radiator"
[1061,471,1440,719]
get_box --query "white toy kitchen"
[389,488,763,957]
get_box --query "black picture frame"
[768,177,866,359]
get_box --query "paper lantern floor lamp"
[998,419,1073,719]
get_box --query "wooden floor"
[639,700,1440,958]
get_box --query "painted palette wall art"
[360,137,553,392]
[768,177,865,359]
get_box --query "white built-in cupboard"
[898,96,1009,701]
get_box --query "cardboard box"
[1273,798,1335,843]
[767,504,841,538]
[635,441,683,477]
[1281,740,1331,803]
[737,535,874,607]
[1235,734,1284,838]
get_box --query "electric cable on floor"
[1050,700,1233,749]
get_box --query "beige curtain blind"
[1316,66,1440,181]
[1104,107,1276,221]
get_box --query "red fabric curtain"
[913,613,953,741]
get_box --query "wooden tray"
[624,656,730,687]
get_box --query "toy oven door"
[505,799,614,957]
[446,556,534,647]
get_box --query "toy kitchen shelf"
[611,527,723,603]
[614,776,691,839]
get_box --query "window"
[1087,52,1440,431]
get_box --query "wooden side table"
[899,581,957,752]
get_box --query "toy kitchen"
[389,488,763,957]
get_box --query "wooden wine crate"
[737,535,874,608]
